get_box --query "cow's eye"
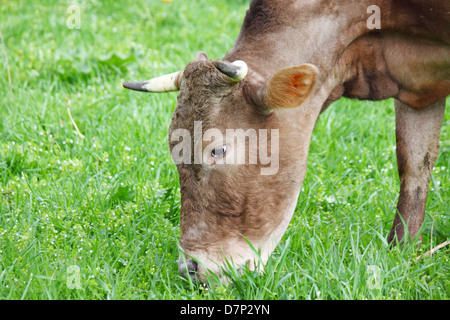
[211,145,227,158]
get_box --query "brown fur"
[162,0,449,278]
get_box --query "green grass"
[0,0,449,300]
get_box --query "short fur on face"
[168,55,316,279]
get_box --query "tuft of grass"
[0,0,449,300]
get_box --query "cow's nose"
[178,258,198,281]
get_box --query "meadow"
[0,0,448,300]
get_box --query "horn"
[123,70,183,92]
[214,60,248,82]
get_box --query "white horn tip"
[231,60,248,81]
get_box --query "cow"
[123,0,450,282]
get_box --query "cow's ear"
[263,64,317,110]
[196,51,209,61]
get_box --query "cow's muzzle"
[178,257,198,281]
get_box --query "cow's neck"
[225,0,418,102]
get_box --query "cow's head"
[124,52,318,282]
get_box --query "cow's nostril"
[178,258,198,280]
[187,259,198,273]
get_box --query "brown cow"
[123,0,450,281]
